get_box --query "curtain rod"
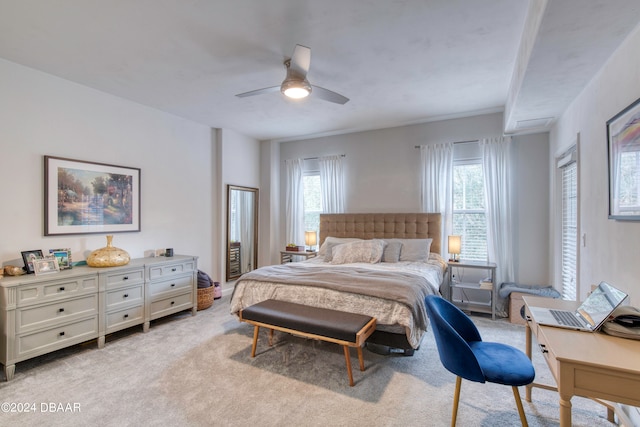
[303,154,346,160]
[414,139,479,149]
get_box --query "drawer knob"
[124,314,129,319]
[59,308,65,313]
[171,268,177,272]
[123,276,129,280]
[123,294,129,298]
[171,283,176,287]
[59,286,65,291]
[171,301,175,305]
[59,331,65,336]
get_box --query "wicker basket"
[197,286,214,311]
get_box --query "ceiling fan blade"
[289,44,311,78]
[235,86,280,98]
[311,85,349,105]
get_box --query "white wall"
[0,59,216,276]
[550,22,640,304]
[217,128,261,290]
[277,112,550,286]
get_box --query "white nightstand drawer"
[105,284,144,309]
[17,294,98,332]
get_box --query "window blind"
[560,158,577,301]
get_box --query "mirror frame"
[226,185,259,281]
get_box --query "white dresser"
[0,255,197,381]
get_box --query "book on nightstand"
[479,278,493,290]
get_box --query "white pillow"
[318,237,362,257]
[392,238,433,262]
[330,239,386,264]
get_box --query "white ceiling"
[1,0,639,141]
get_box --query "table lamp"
[448,235,461,262]
[305,231,317,252]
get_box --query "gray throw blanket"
[234,263,433,331]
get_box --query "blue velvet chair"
[425,295,535,427]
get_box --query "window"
[452,160,487,261]
[560,154,577,301]
[303,172,322,235]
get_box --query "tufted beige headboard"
[319,213,441,254]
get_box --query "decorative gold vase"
[87,235,130,267]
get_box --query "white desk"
[523,295,640,426]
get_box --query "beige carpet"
[0,295,616,426]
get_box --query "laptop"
[528,281,628,332]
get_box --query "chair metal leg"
[451,376,462,427]
[511,385,529,427]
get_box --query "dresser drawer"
[148,275,193,298]
[105,305,144,332]
[149,292,193,319]
[17,294,98,333]
[105,284,144,310]
[16,316,98,358]
[147,259,196,279]
[17,275,98,306]
[103,268,144,287]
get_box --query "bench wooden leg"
[357,346,365,371]
[268,328,274,346]
[251,325,260,357]
[343,345,355,386]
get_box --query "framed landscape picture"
[49,248,73,270]
[44,156,141,235]
[607,97,640,220]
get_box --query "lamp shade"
[448,235,461,255]
[305,231,317,247]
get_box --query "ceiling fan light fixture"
[281,79,312,99]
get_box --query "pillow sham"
[318,236,362,257]
[381,240,402,263]
[392,238,433,262]
[330,239,386,264]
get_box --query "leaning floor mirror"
[226,185,258,281]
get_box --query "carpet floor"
[0,295,616,426]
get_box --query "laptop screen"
[576,282,628,329]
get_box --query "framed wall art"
[33,257,60,276]
[21,249,44,274]
[44,156,141,235]
[49,248,72,270]
[607,96,640,220]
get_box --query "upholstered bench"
[239,299,377,386]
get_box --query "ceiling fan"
[235,44,349,105]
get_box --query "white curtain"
[319,155,345,213]
[420,143,453,255]
[481,136,514,286]
[285,158,305,246]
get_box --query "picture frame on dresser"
[21,249,44,274]
[44,155,141,235]
[607,96,640,220]
[33,257,60,275]
[49,248,72,269]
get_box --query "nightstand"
[280,250,318,264]
[448,260,498,319]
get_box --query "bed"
[229,213,447,353]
